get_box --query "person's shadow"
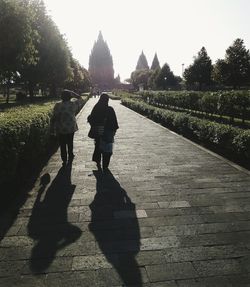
[28,164,82,273]
[89,170,142,286]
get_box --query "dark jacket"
[88,106,119,132]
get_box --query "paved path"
[1,98,250,287]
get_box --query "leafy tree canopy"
[130,69,153,89]
[183,47,212,90]
[0,0,39,101]
[155,63,179,89]
[0,0,77,99]
[213,38,250,88]
[65,57,90,93]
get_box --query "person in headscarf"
[87,93,119,171]
[51,90,83,167]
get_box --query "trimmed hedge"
[0,103,55,186]
[139,90,250,123]
[122,98,250,166]
[0,98,87,186]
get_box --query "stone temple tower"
[88,31,114,90]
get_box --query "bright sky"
[43,0,250,82]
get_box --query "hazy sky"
[43,0,250,81]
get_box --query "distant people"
[51,90,83,167]
[87,93,119,171]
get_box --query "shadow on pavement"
[0,144,58,240]
[28,164,82,273]
[89,170,142,286]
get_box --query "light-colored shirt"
[52,99,83,134]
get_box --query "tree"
[0,0,39,102]
[214,38,250,89]
[148,68,160,90]
[20,0,72,97]
[0,0,73,99]
[42,26,72,96]
[155,63,179,90]
[88,31,114,90]
[65,57,91,93]
[212,59,229,86]
[183,47,213,90]
[136,51,149,70]
[130,69,153,90]
[19,0,49,97]
[151,53,160,70]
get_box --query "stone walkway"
[1,97,250,286]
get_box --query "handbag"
[88,125,104,139]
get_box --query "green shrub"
[0,98,87,186]
[138,90,250,123]
[0,103,54,186]
[172,113,190,134]
[200,93,220,115]
[232,130,250,159]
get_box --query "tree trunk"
[199,82,202,91]
[49,83,57,97]
[3,85,7,98]
[6,78,10,104]
[28,82,34,99]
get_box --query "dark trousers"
[58,133,74,162]
[92,138,101,163]
[92,138,112,169]
[102,152,111,169]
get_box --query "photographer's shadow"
[89,170,142,286]
[28,164,82,273]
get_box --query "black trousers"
[92,138,112,169]
[58,133,74,162]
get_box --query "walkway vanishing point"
[1,97,250,287]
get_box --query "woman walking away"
[88,93,119,172]
[51,90,83,167]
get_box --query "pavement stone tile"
[114,209,147,219]
[179,231,250,247]
[56,239,96,257]
[0,236,34,247]
[226,273,250,286]
[158,201,191,208]
[0,260,26,278]
[95,239,140,253]
[44,271,97,287]
[21,256,73,275]
[119,250,166,267]
[97,266,148,286]
[145,207,211,218]
[146,262,198,282]
[154,221,250,237]
[72,254,115,270]
[192,259,242,277]
[140,236,179,250]
[0,246,32,261]
[164,245,248,263]
[176,277,232,287]
[88,226,153,242]
[0,275,46,287]
[150,282,178,287]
